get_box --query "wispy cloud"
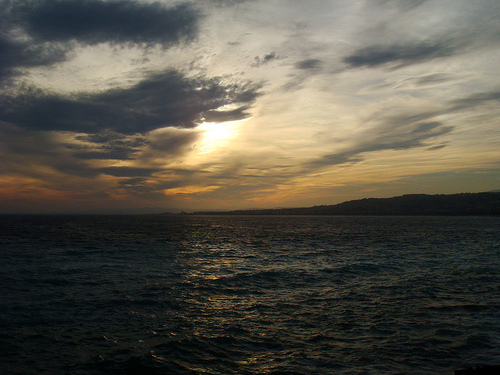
[307,119,453,169]
[343,40,459,69]
[305,86,500,170]
[449,90,500,111]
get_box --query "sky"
[1,0,499,213]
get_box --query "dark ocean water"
[1,215,499,375]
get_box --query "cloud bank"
[0,0,201,85]
[0,70,261,134]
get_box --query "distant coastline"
[183,192,500,216]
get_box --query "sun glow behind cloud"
[196,120,244,154]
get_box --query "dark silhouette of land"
[189,192,500,216]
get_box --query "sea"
[1,214,499,375]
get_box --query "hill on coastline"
[190,192,500,216]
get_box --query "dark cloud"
[119,177,147,186]
[0,36,69,84]
[71,149,132,160]
[295,59,322,70]
[0,0,201,86]
[207,0,256,7]
[361,120,452,152]
[69,134,146,160]
[411,121,442,134]
[75,131,144,145]
[333,121,452,167]
[449,90,500,111]
[232,82,262,103]
[17,0,200,47]
[0,121,199,183]
[308,116,453,168]
[117,177,157,195]
[252,52,277,67]
[0,70,262,134]
[113,168,210,197]
[308,87,500,169]
[97,166,161,177]
[203,105,251,122]
[0,122,100,178]
[343,40,459,69]
[374,0,428,11]
[138,128,201,162]
[426,144,447,151]
[415,73,453,86]
[346,0,500,71]
[263,52,277,62]
[0,65,261,182]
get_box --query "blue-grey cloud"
[305,87,500,171]
[295,59,322,70]
[207,0,256,6]
[252,52,277,67]
[0,65,261,182]
[0,70,262,134]
[374,0,428,11]
[0,122,101,178]
[70,133,147,160]
[203,105,251,122]
[414,73,453,86]
[426,144,447,151]
[343,40,458,69]
[307,117,453,169]
[136,128,202,165]
[0,120,202,180]
[119,177,147,186]
[0,0,201,86]
[344,1,500,71]
[0,36,69,84]
[80,130,199,165]
[449,90,500,111]
[17,0,200,46]
[97,166,161,177]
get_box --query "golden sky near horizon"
[1,0,499,213]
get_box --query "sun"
[197,121,243,153]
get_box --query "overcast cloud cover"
[0,0,499,213]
